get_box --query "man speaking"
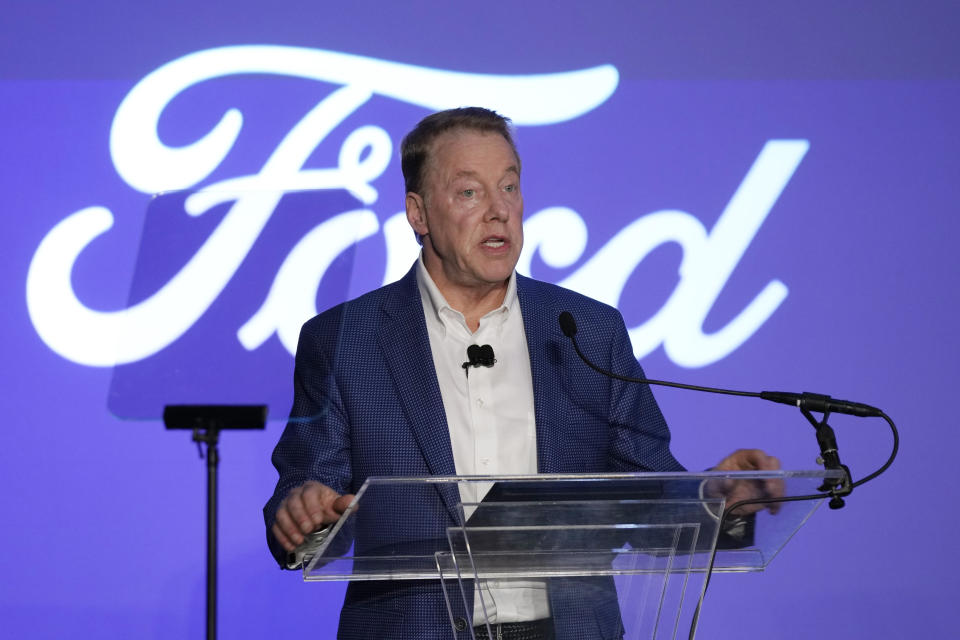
[264,107,778,640]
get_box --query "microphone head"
[558,311,577,338]
[478,344,495,366]
[466,344,481,361]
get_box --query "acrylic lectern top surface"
[303,470,843,581]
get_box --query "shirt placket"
[470,316,504,477]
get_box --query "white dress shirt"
[416,256,550,625]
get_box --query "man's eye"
[504,184,517,193]
[462,189,475,198]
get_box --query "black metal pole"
[165,406,266,640]
[206,430,220,640]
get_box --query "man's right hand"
[271,481,355,552]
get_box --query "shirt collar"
[415,254,517,334]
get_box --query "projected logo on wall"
[24,45,808,417]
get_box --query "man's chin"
[478,264,517,285]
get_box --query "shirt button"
[476,398,484,408]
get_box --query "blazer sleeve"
[263,319,354,566]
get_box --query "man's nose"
[485,192,511,221]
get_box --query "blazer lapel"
[517,275,563,474]
[377,267,463,520]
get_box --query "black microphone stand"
[193,426,221,640]
[163,405,267,640]
[798,402,853,508]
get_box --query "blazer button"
[454,617,468,631]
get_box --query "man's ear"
[405,192,429,237]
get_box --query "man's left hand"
[708,448,783,516]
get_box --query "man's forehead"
[451,165,520,179]
[427,129,520,176]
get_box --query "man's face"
[407,129,523,295]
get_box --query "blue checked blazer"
[264,264,684,640]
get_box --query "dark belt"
[472,618,554,640]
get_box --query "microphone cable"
[557,311,899,639]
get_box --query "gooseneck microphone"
[557,310,898,507]
[557,311,882,417]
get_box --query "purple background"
[2,3,958,638]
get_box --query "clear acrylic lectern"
[303,471,841,639]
